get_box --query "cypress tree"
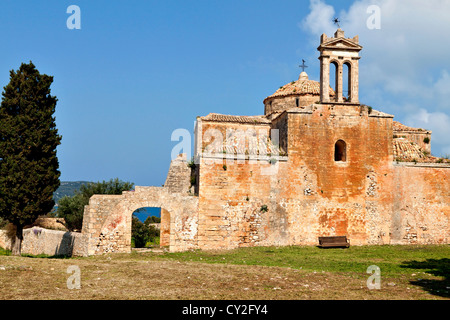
[0,62,61,255]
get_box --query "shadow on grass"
[1,247,71,259]
[20,253,72,259]
[400,258,450,298]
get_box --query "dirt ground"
[0,251,445,300]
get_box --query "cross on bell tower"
[333,17,341,28]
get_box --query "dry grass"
[0,247,448,300]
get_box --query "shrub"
[0,217,8,229]
[56,194,86,231]
[56,178,134,231]
[144,215,161,224]
[187,158,196,169]
[361,104,373,114]
[132,215,156,248]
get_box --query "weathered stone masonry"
[77,28,449,255]
[80,154,198,255]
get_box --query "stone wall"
[74,105,449,255]
[0,227,86,256]
[164,153,192,193]
[197,155,289,250]
[281,104,394,246]
[194,104,449,250]
[198,121,272,155]
[80,154,199,255]
[391,163,450,244]
[264,94,319,116]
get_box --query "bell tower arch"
[318,29,362,104]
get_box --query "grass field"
[0,245,448,300]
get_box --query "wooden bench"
[318,236,350,248]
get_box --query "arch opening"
[131,207,170,249]
[334,140,347,162]
[330,61,339,102]
[343,62,351,102]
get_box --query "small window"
[334,140,347,162]
[296,98,299,107]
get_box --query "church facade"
[80,29,449,255]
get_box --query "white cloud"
[301,0,450,92]
[404,108,450,157]
[432,70,450,109]
[301,0,450,156]
[300,0,336,37]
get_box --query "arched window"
[343,62,352,102]
[334,140,347,162]
[330,61,339,102]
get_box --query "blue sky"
[0,0,449,187]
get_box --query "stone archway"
[79,154,199,256]
[130,205,171,250]
[81,186,199,255]
[130,206,170,249]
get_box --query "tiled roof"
[264,72,335,103]
[200,113,271,124]
[393,121,430,132]
[392,138,441,163]
[393,138,425,161]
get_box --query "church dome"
[263,72,335,116]
[264,72,333,102]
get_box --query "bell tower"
[318,29,362,104]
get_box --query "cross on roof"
[299,59,308,72]
[333,17,341,28]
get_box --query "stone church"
[79,29,449,255]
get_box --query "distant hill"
[53,181,160,222]
[53,181,91,203]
